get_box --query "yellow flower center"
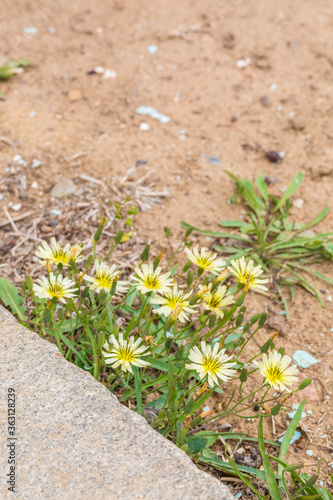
[96,272,113,289]
[202,355,221,375]
[116,346,136,363]
[207,295,222,309]
[145,274,160,289]
[195,256,214,269]
[48,283,66,298]
[167,296,183,309]
[266,364,284,384]
[52,249,69,265]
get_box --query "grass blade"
[296,207,330,233]
[279,400,305,479]
[133,366,143,416]
[273,173,304,212]
[258,417,282,499]
[181,222,247,241]
[255,172,269,201]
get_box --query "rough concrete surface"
[0,306,234,499]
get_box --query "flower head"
[150,284,197,323]
[33,273,78,303]
[202,285,234,318]
[229,257,269,292]
[35,237,84,267]
[132,263,173,294]
[254,351,298,392]
[84,260,128,294]
[186,341,236,387]
[185,246,226,275]
[102,333,151,373]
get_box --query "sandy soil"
[1,0,333,495]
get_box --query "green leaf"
[0,276,26,320]
[133,366,143,416]
[145,392,168,409]
[220,220,247,228]
[151,359,169,372]
[273,172,304,212]
[258,417,282,500]
[186,437,209,454]
[181,222,246,241]
[255,172,269,201]
[200,448,267,481]
[296,207,330,233]
[278,399,305,479]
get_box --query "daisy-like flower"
[35,237,84,267]
[202,285,234,318]
[186,341,237,387]
[84,260,128,294]
[132,263,173,294]
[254,351,299,392]
[150,284,197,323]
[229,256,269,292]
[185,246,226,275]
[102,333,151,373]
[33,273,78,303]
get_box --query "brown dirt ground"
[1,0,333,495]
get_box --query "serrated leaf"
[0,276,26,320]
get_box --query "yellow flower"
[35,237,84,267]
[185,246,226,275]
[229,256,269,292]
[33,273,78,303]
[254,351,298,392]
[202,285,234,318]
[84,260,128,294]
[150,284,197,323]
[132,263,173,294]
[102,333,151,373]
[186,341,236,387]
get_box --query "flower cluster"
[30,237,299,397]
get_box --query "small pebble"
[147,45,159,54]
[236,58,251,68]
[139,122,150,131]
[24,27,37,34]
[292,350,320,368]
[306,450,314,456]
[293,198,304,209]
[11,203,22,212]
[103,69,117,79]
[288,410,306,419]
[31,181,38,189]
[266,150,281,163]
[261,95,270,107]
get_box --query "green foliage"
[0,58,33,99]
[182,171,333,316]
[12,196,331,497]
[0,276,26,320]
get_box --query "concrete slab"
[0,306,234,499]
